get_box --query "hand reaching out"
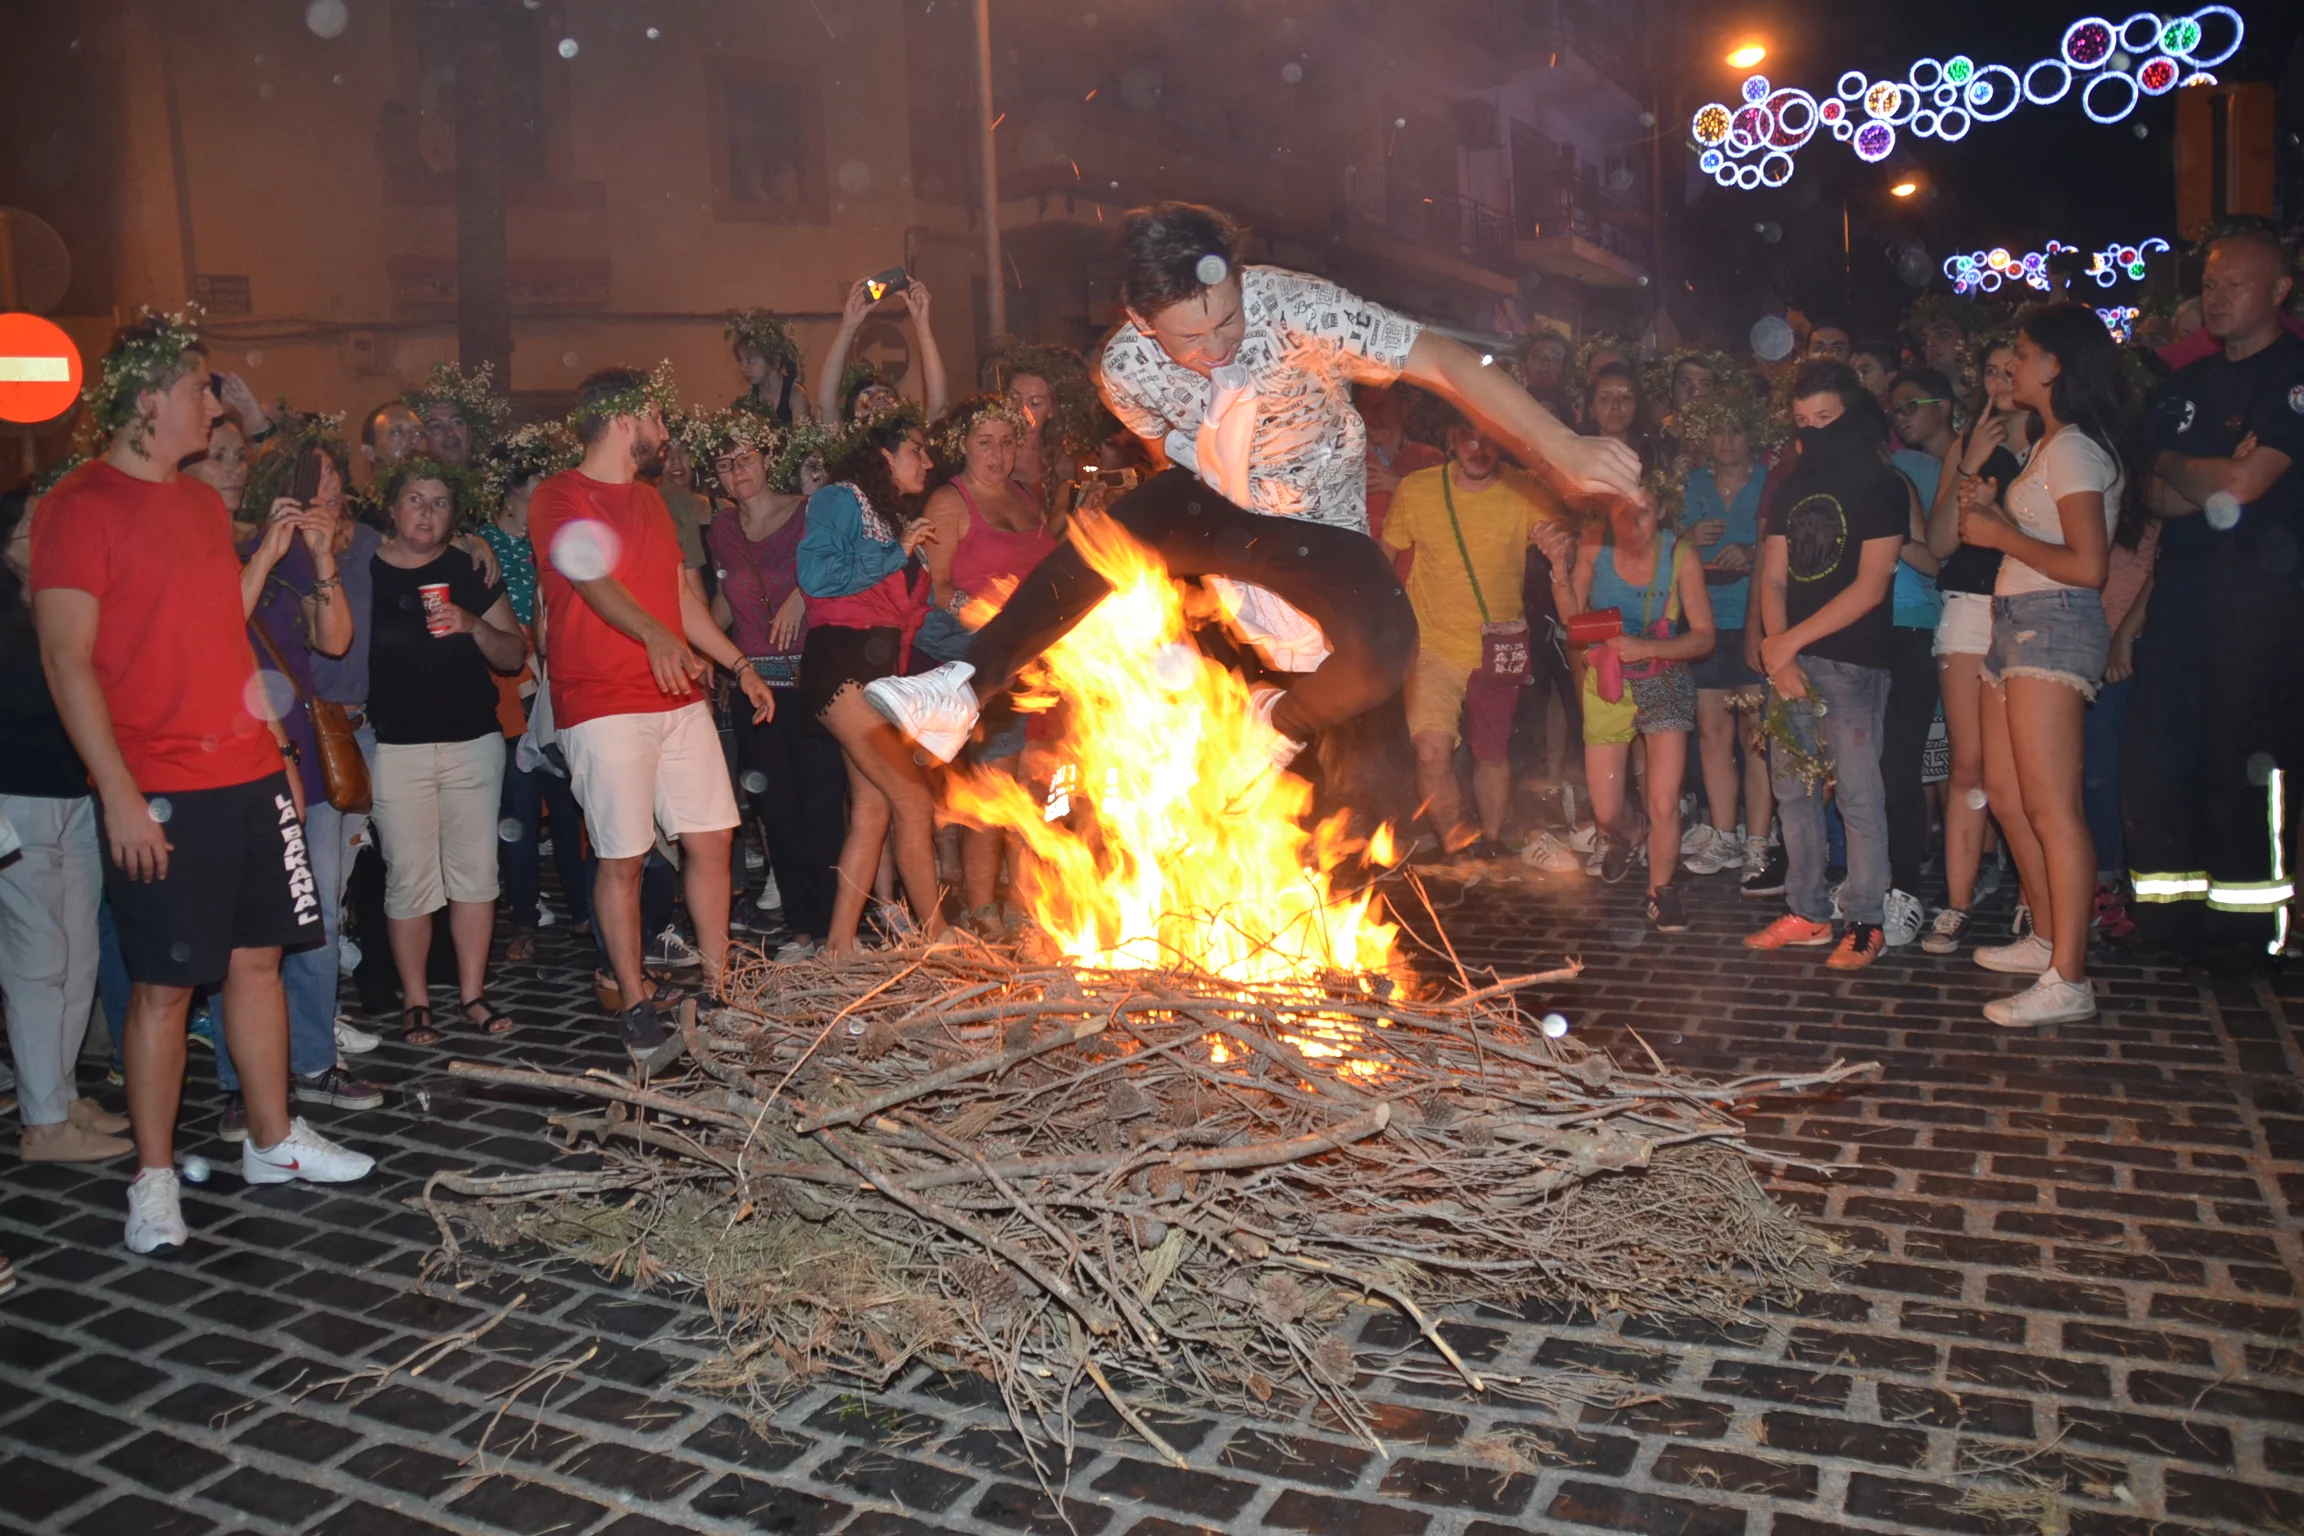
[842,277,878,328]
[902,280,932,325]
[899,518,938,557]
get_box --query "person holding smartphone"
[815,269,950,425]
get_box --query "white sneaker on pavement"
[1684,826,1745,876]
[333,1016,381,1055]
[1882,888,1926,948]
[1984,970,2099,1027]
[1523,830,1586,874]
[126,1167,188,1253]
[242,1118,376,1186]
[1975,932,2055,975]
[1567,823,1600,854]
[863,661,981,763]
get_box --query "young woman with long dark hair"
[1921,336,2032,954]
[1955,303,2145,1026]
[796,413,946,955]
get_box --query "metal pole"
[975,0,1006,340]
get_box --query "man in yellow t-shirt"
[1382,421,1569,854]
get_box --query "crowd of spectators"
[0,211,2297,1278]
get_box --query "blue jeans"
[2083,675,2131,879]
[501,752,592,930]
[217,794,355,1088]
[1774,656,1890,926]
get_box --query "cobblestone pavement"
[4,867,2302,1536]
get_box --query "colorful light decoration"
[1689,7,2243,189]
[2098,305,2143,342]
[1942,238,2171,294]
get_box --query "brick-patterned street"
[4,866,2301,1536]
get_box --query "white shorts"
[371,734,508,920]
[559,702,740,860]
[1933,590,1994,657]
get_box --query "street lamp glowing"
[1890,179,1920,197]
[1726,42,1767,69]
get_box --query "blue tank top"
[1589,532,1679,634]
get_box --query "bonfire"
[426,510,1873,1470]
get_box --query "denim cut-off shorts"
[1980,588,2109,700]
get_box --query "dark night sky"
[1668,0,2301,338]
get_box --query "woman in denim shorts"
[1954,304,2147,1029]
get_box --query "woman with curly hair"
[797,413,946,955]
[728,309,815,425]
[916,395,1057,931]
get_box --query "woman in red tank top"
[917,396,1056,932]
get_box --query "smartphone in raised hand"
[863,266,912,304]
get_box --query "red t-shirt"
[527,470,689,728]
[29,461,282,793]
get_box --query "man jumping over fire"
[867,202,1640,800]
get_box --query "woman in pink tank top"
[917,395,1057,933]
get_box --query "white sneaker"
[1523,830,1585,874]
[863,662,981,763]
[1829,881,1847,922]
[1975,932,2055,974]
[1217,686,1306,811]
[1984,970,2098,1027]
[1567,823,1600,854]
[757,872,783,912]
[536,905,559,928]
[1680,822,1715,858]
[775,936,820,963]
[1203,576,1331,672]
[242,1118,375,1186]
[125,1167,188,1253]
[332,1016,381,1055]
[1684,827,1745,876]
[744,843,766,871]
[1882,888,1925,948]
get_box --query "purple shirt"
[237,534,327,806]
[706,506,808,684]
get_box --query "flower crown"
[1676,388,1787,455]
[86,305,206,450]
[476,420,581,517]
[992,338,1115,457]
[402,360,512,443]
[839,360,897,413]
[1570,332,1635,414]
[681,407,830,497]
[726,309,805,373]
[569,360,680,429]
[243,409,353,513]
[375,454,479,530]
[1642,348,1744,416]
[933,395,1033,461]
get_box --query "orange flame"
[946,512,1397,988]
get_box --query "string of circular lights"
[1943,237,2172,293]
[1690,8,2242,190]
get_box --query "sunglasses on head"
[1890,397,1947,415]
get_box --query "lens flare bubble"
[2203,491,2241,531]
[149,797,174,824]
[243,670,298,724]
[1193,254,1229,286]
[498,818,523,843]
[2246,752,2275,786]
[178,1153,212,1183]
[741,770,770,794]
[1964,788,1988,811]
[304,0,349,38]
[169,941,191,963]
[1541,1013,1570,1039]
[550,519,623,581]
[557,37,579,58]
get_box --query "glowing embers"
[1943,236,2169,294]
[1691,7,2244,189]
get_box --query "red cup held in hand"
[419,583,453,637]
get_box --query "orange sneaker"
[1744,914,1836,950]
[1826,923,1886,970]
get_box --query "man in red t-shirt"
[31,314,373,1254]
[528,366,773,1050]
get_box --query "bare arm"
[1958,477,2111,590]
[569,573,702,697]
[242,502,299,617]
[680,577,775,725]
[1758,534,1789,639]
[922,485,968,607]
[2106,570,2152,685]
[1618,544,1715,662]
[814,278,875,424]
[300,524,351,658]
[903,283,950,420]
[1400,332,1642,502]
[1899,478,1940,577]
[1765,535,1902,665]
[463,595,527,674]
[2154,445,2292,510]
[34,589,182,880]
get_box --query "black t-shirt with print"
[1775,417,1909,670]
[368,547,506,745]
[2152,329,2304,568]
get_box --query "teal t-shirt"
[1888,449,1943,631]
[1679,461,1764,630]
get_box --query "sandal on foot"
[460,995,518,1035]
[401,1005,440,1046]
[505,928,537,963]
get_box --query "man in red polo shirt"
[32,313,373,1254]
[528,366,773,1049]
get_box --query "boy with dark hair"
[32,313,373,1252]
[1744,361,1908,971]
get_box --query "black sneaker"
[1646,885,1689,933]
[1741,847,1790,897]
[1599,833,1635,884]
[293,1066,385,1111]
[644,926,702,970]
[619,1000,670,1052]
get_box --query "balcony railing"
[1383,175,1516,273]
[1441,0,1647,96]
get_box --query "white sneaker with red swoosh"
[242,1117,375,1185]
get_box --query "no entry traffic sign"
[0,313,83,424]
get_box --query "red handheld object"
[1565,607,1622,647]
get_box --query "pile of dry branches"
[425,940,1872,1462]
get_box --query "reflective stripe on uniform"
[2130,872,2210,902]
[2206,880,2297,911]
